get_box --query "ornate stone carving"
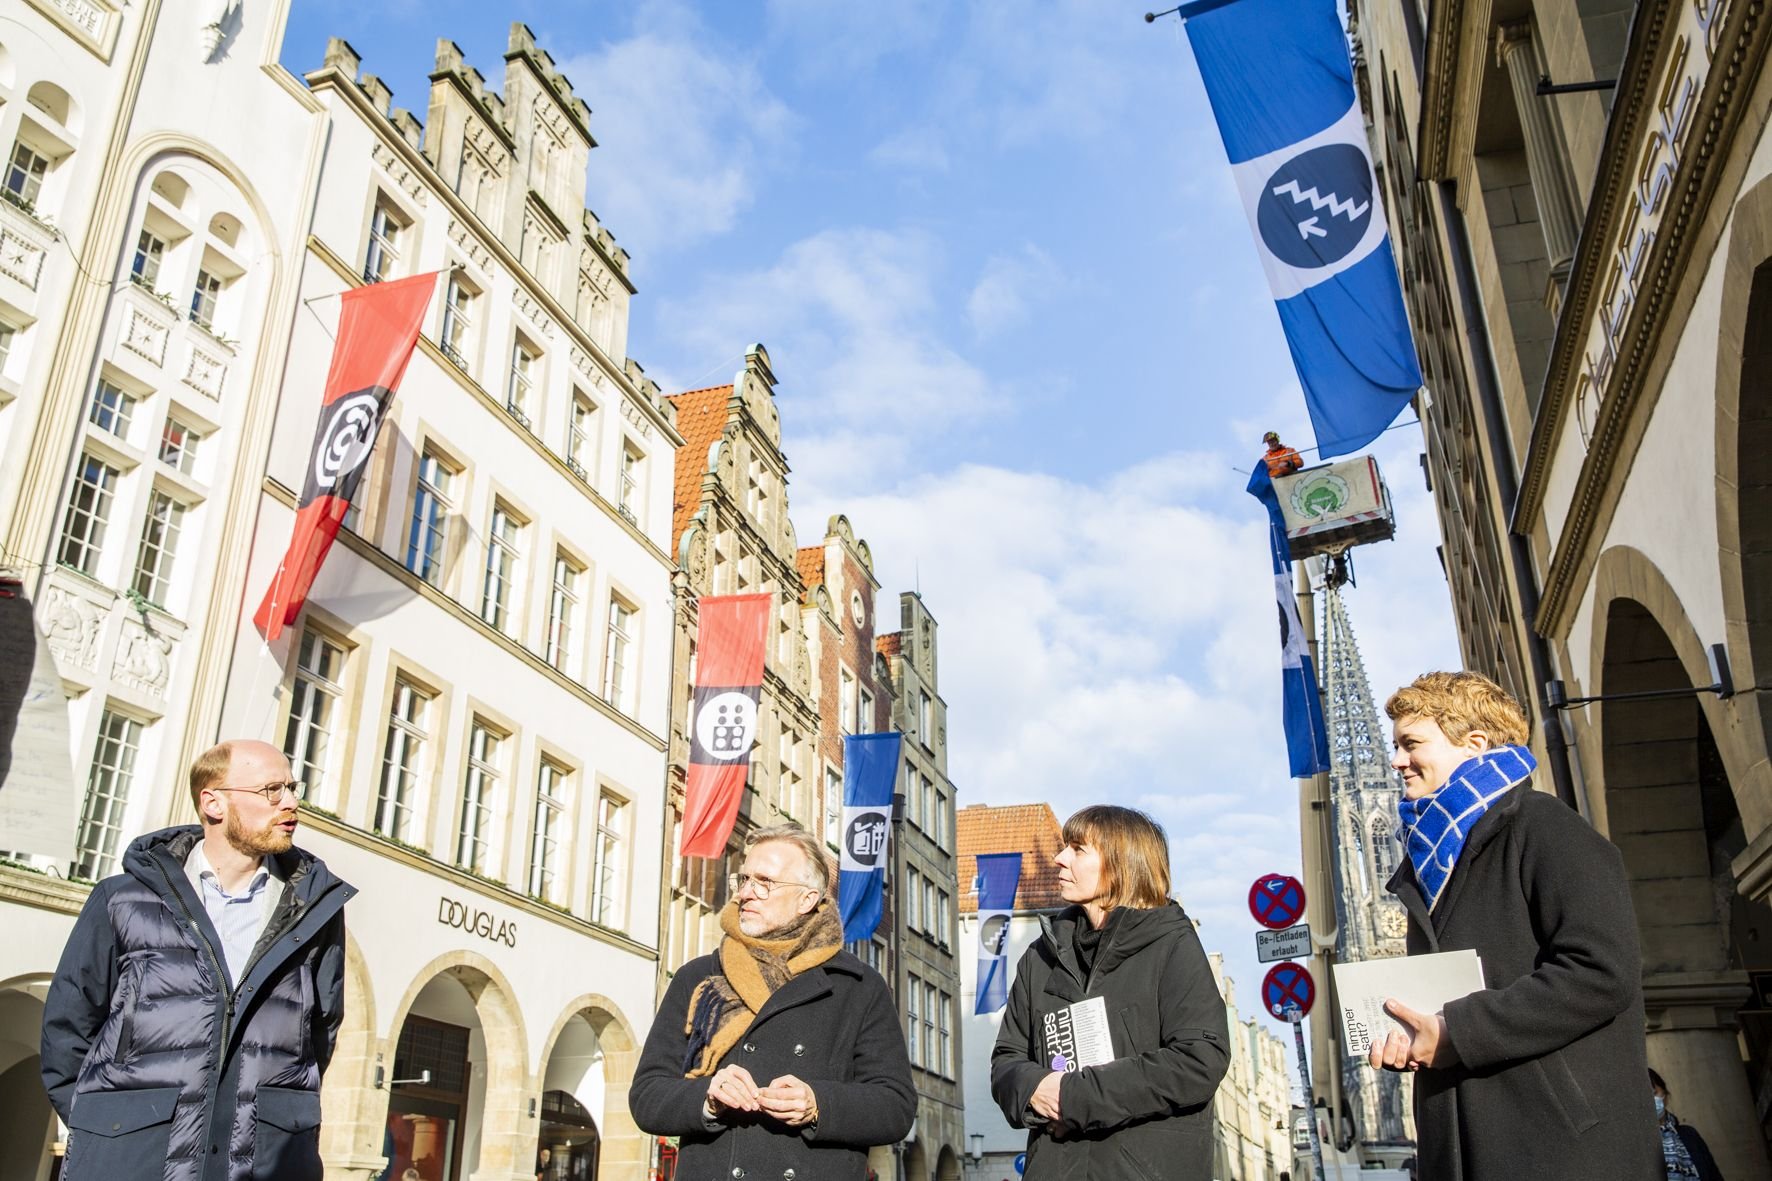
[686,527,710,590]
[370,142,428,208]
[183,348,226,399]
[533,95,573,147]
[123,305,171,367]
[445,219,495,274]
[198,0,240,60]
[465,122,508,174]
[113,620,175,697]
[0,225,47,289]
[794,640,812,695]
[41,585,104,672]
[513,289,555,339]
[619,398,654,441]
[568,346,593,379]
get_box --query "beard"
[225,803,294,857]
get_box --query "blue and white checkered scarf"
[1397,745,1537,911]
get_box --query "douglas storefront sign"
[437,896,518,948]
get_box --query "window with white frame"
[903,867,921,931]
[132,489,186,608]
[603,596,635,713]
[938,989,953,1077]
[923,877,937,937]
[376,678,431,842]
[284,629,345,802]
[937,889,951,947]
[59,453,120,577]
[406,448,456,586]
[507,340,537,427]
[905,974,921,1067]
[922,981,939,1074]
[859,688,874,734]
[3,140,48,213]
[188,269,223,332]
[364,200,402,283]
[479,501,522,634]
[439,274,475,369]
[131,229,165,290]
[0,323,15,374]
[545,550,582,673]
[566,391,594,479]
[458,720,503,874]
[934,785,948,848]
[530,760,568,901]
[839,668,856,735]
[89,378,135,438]
[919,690,933,746]
[921,774,936,836]
[618,441,641,522]
[75,709,144,880]
[591,790,628,928]
[158,415,203,476]
[825,766,842,849]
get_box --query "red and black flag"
[254,272,437,641]
[680,593,772,858]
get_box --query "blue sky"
[282,0,1462,1037]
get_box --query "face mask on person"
[1653,1095,1666,1118]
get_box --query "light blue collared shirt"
[184,841,285,984]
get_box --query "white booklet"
[1332,950,1485,1058]
[1041,995,1115,1071]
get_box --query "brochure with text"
[1332,950,1485,1058]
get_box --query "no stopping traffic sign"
[1262,961,1315,1020]
[1248,873,1307,930]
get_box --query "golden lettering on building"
[1574,0,1724,445]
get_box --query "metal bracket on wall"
[1546,643,1734,710]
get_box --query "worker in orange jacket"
[1263,431,1304,478]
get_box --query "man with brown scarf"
[631,824,915,1180]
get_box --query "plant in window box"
[0,186,36,217]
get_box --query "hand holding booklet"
[1331,950,1485,1058]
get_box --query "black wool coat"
[1385,781,1661,1181]
[41,827,354,1181]
[990,902,1230,1181]
[629,949,915,1181]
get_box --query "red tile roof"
[875,633,902,658]
[956,803,1068,914]
[795,546,825,602]
[665,385,734,554]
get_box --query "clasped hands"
[705,1064,818,1127]
[1367,998,1459,1073]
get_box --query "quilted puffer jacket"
[41,826,355,1181]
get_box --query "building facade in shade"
[956,803,1286,1181]
[1347,0,1772,1174]
[1318,583,1413,1169]
[0,10,679,1181]
[660,351,823,980]
[874,592,966,1181]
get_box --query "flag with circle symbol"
[679,594,773,858]
[973,852,1023,1014]
[253,271,438,641]
[1184,0,1423,458]
[837,732,901,943]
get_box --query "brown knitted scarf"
[682,897,844,1078]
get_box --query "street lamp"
[968,1133,984,1161]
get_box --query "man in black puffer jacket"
[41,739,356,1181]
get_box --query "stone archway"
[903,1138,928,1181]
[934,1144,962,1181]
[535,995,644,1180]
[1596,588,1772,1178]
[377,953,529,1181]
[0,974,55,1181]
[320,934,385,1180]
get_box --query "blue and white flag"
[1186,0,1423,458]
[838,732,901,944]
[974,852,1023,1015]
[1249,464,1331,776]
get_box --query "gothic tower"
[1319,581,1414,1165]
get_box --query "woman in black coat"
[991,805,1230,1181]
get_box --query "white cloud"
[966,245,1063,339]
[564,3,795,260]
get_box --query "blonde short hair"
[746,823,835,894]
[1062,805,1172,911]
[188,741,234,815]
[1384,671,1530,747]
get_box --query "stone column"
[1644,973,1772,1181]
[1495,21,1584,294]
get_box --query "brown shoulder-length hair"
[1062,805,1171,911]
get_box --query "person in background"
[1263,430,1304,477]
[990,804,1229,1180]
[1651,1069,1724,1181]
[629,823,913,1180]
[41,739,355,1181]
[1369,671,1658,1180]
